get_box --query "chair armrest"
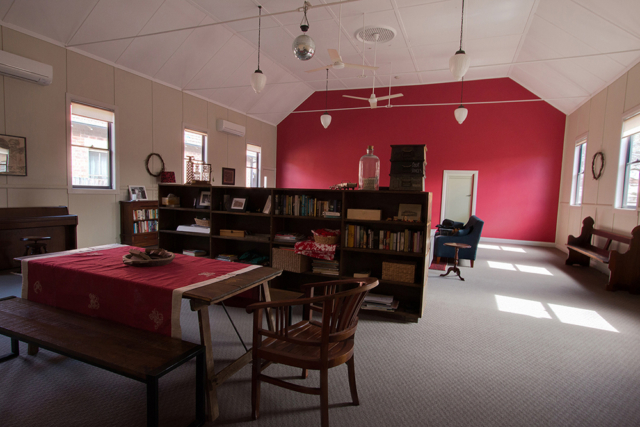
[246,294,329,313]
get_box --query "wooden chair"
[246,278,378,427]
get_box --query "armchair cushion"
[433,215,484,261]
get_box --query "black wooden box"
[390,145,427,162]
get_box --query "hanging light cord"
[257,6,262,71]
[301,1,310,31]
[325,69,329,113]
[460,77,464,106]
[459,0,465,52]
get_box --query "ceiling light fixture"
[293,1,315,61]
[250,6,266,93]
[449,0,470,81]
[455,78,468,124]
[321,69,332,129]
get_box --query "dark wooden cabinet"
[157,184,432,322]
[119,200,159,247]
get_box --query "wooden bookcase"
[119,200,159,247]
[157,184,432,322]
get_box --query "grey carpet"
[1,246,640,427]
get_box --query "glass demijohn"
[359,146,380,190]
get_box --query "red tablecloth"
[21,245,260,338]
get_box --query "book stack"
[183,249,206,257]
[353,270,371,278]
[362,293,399,312]
[215,254,238,262]
[312,259,339,276]
[177,224,210,234]
[323,211,341,219]
[274,232,306,243]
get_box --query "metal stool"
[20,236,51,256]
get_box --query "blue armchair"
[433,215,484,267]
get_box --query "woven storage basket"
[313,235,339,245]
[272,248,311,273]
[194,218,210,227]
[382,261,416,283]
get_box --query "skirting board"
[429,229,555,247]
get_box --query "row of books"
[216,254,238,262]
[274,232,306,242]
[133,208,158,220]
[345,225,423,253]
[362,293,399,312]
[274,194,341,217]
[133,220,158,234]
[183,249,207,257]
[312,259,339,276]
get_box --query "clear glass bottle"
[359,145,380,190]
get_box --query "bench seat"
[0,296,205,427]
[565,244,610,264]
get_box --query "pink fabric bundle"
[294,240,338,260]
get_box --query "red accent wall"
[276,78,566,242]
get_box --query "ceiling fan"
[305,5,378,74]
[342,33,403,109]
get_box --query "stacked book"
[176,224,210,234]
[215,254,238,262]
[362,293,399,312]
[183,249,207,257]
[312,259,339,276]
[323,211,341,219]
[273,232,306,243]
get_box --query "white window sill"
[68,187,119,195]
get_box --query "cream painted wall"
[0,26,277,248]
[556,61,640,274]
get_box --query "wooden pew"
[566,217,640,293]
[0,206,77,270]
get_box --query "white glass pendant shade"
[449,50,470,81]
[321,113,332,129]
[293,34,315,60]
[250,70,266,93]
[454,105,468,124]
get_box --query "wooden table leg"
[261,280,275,332]
[194,304,218,422]
[440,247,465,281]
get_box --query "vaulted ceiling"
[1,0,639,125]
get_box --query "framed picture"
[397,204,422,221]
[160,171,176,183]
[128,185,148,201]
[198,191,211,208]
[230,197,247,212]
[0,134,27,176]
[222,167,235,185]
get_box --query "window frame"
[620,112,640,210]
[246,143,261,188]
[66,94,118,195]
[571,136,587,206]
[183,125,208,183]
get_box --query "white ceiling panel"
[573,0,640,40]
[231,86,262,112]
[186,35,255,90]
[155,19,234,88]
[326,0,394,18]
[511,63,590,99]
[520,16,598,61]
[400,1,461,47]
[3,0,99,44]
[138,0,206,35]
[249,82,312,115]
[192,0,281,33]
[260,0,336,27]
[75,39,134,63]
[117,30,193,77]
[536,0,640,53]
[69,0,165,46]
[247,112,287,126]
[205,86,246,107]
[608,52,640,68]
[0,1,16,20]
[465,0,535,40]
[464,64,510,81]
[418,69,460,85]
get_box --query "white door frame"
[441,170,478,222]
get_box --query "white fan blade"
[305,64,333,73]
[343,95,370,101]
[376,93,404,101]
[343,63,379,71]
[328,49,342,63]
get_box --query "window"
[184,129,207,181]
[0,147,8,173]
[621,113,640,209]
[70,102,115,189]
[246,144,261,188]
[571,139,587,205]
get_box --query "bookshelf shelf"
[120,200,159,247]
[158,184,432,322]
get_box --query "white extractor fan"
[306,5,378,74]
[342,33,403,109]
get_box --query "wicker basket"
[194,218,210,227]
[272,248,311,273]
[382,261,416,283]
[313,235,339,245]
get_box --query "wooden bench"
[566,217,640,293]
[0,296,205,427]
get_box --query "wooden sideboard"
[0,206,78,270]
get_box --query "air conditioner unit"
[0,50,52,86]
[216,119,246,137]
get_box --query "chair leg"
[470,260,474,268]
[347,355,359,406]
[251,356,261,420]
[436,257,441,263]
[301,368,308,379]
[320,367,329,427]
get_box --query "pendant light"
[454,78,468,124]
[449,0,470,81]
[250,6,266,93]
[321,69,331,128]
[293,1,315,61]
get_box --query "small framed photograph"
[222,167,235,185]
[397,203,422,221]
[129,185,148,201]
[230,197,247,212]
[198,191,211,208]
[0,134,27,176]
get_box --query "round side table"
[440,242,472,281]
